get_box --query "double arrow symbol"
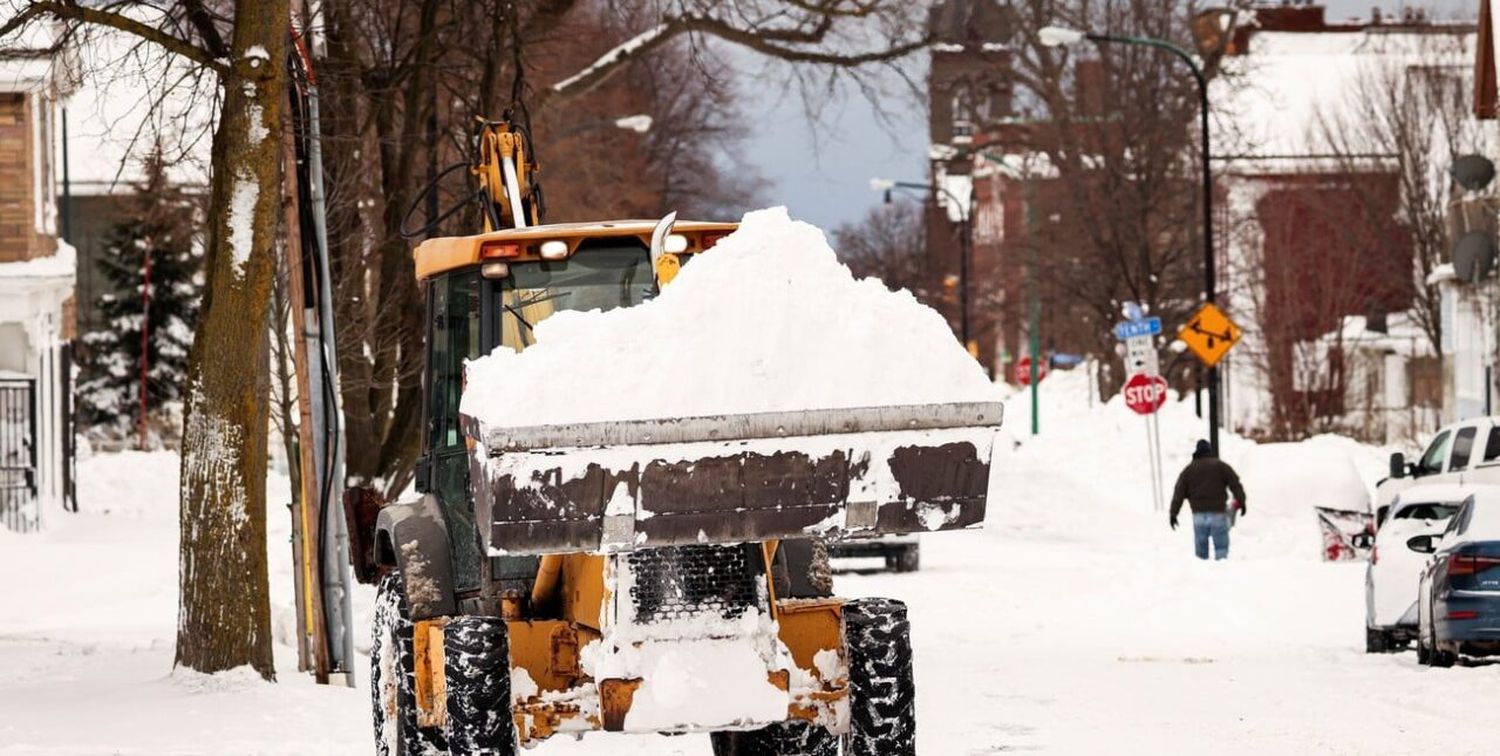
[1188,318,1234,349]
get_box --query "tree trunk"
[175,0,289,680]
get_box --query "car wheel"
[1416,633,1431,666]
[894,544,920,573]
[844,598,916,756]
[1364,627,1390,654]
[444,615,517,754]
[710,722,838,755]
[1430,641,1458,668]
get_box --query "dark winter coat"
[1169,455,1247,517]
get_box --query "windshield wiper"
[501,290,574,343]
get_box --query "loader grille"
[623,544,765,624]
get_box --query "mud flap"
[466,402,1001,556]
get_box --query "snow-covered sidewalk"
[3,375,1498,754]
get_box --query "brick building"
[0,29,78,527]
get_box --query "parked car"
[1377,417,1500,512]
[1412,490,1500,667]
[1362,483,1472,652]
[828,533,920,573]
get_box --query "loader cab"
[412,220,737,591]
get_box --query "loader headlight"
[664,233,689,254]
[540,240,570,260]
[481,262,510,279]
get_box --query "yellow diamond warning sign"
[1178,303,1241,368]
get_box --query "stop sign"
[1015,356,1047,386]
[1123,373,1168,415]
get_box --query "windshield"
[1417,431,1452,475]
[497,241,655,351]
[1393,502,1460,521]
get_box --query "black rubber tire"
[371,572,447,755]
[844,597,916,756]
[1431,642,1458,668]
[1416,629,1432,666]
[709,722,838,755]
[1364,627,1390,654]
[444,615,516,755]
[894,545,920,573]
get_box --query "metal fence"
[0,378,38,532]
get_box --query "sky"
[733,67,929,233]
[736,0,1478,233]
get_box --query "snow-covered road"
[3,375,1498,754]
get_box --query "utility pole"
[870,178,974,352]
[1026,176,1040,436]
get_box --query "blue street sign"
[1114,317,1162,341]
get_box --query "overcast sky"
[736,0,1476,233]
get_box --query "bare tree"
[835,198,929,296]
[5,0,935,678]
[314,0,933,499]
[1001,0,1229,397]
[4,0,290,678]
[1316,30,1484,355]
[1233,29,1480,440]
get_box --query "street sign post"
[1123,372,1169,511]
[1178,303,1241,368]
[1123,373,1168,415]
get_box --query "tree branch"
[539,12,931,107]
[1,0,226,75]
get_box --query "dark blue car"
[1413,492,1500,667]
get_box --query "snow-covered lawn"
[3,374,1498,754]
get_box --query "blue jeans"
[1193,512,1230,560]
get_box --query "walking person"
[1169,440,1247,560]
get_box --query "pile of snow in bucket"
[462,207,997,428]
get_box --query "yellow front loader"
[347,119,1003,755]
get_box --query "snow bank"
[462,207,998,428]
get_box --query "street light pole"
[1039,26,1221,454]
[872,178,973,350]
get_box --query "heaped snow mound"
[461,207,997,428]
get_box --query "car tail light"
[1447,554,1500,577]
[1447,610,1480,620]
[481,242,521,259]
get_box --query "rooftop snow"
[0,240,75,280]
[461,207,998,428]
[1213,28,1476,164]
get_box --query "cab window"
[427,270,481,451]
[1483,426,1500,463]
[497,241,654,352]
[1417,430,1452,476]
[1450,427,1478,471]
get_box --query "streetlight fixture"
[871,176,974,351]
[1037,17,1230,454]
[546,113,654,146]
[613,114,654,134]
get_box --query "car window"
[1418,430,1453,475]
[1376,505,1391,528]
[1450,427,1479,471]
[1444,502,1472,536]
[1484,426,1500,463]
[1393,503,1460,521]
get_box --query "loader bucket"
[464,402,1003,556]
